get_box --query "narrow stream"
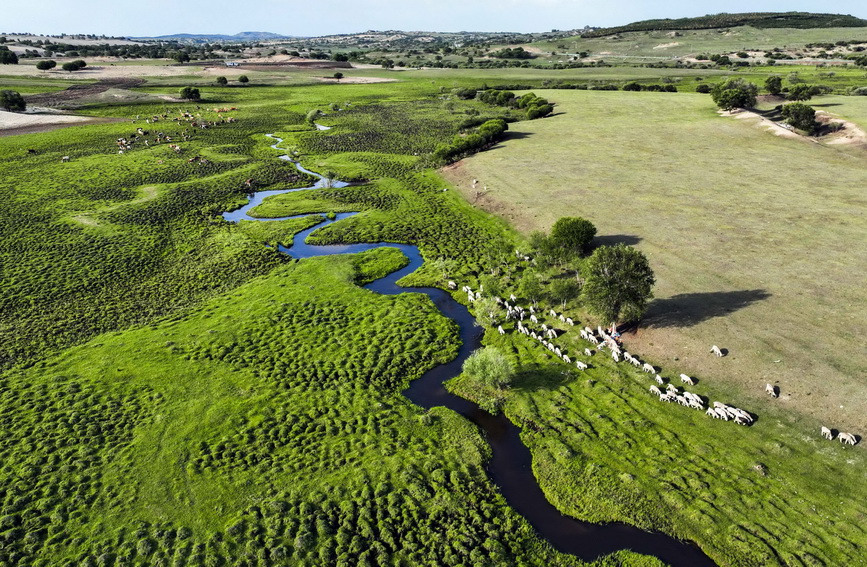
[222,134,717,566]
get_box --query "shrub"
[695,83,712,93]
[215,76,228,86]
[0,90,26,111]
[36,60,57,71]
[179,86,201,100]
[550,217,597,256]
[781,102,817,133]
[238,75,249,84]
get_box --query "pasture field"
[1,66,865,566]
[442,89,867,433]
[531,26,867,60]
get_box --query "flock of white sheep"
[450,270,860,446]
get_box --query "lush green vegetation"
[3,60,867,566]
[584,12,867,38]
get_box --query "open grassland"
[442,89,867,433]
[532,26,867,59]
[2,69,866,566]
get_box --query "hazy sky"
[5,0,867,37]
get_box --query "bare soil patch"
[0,109,117,137]
[25,79,146,107]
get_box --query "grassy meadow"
[531,26,867,59]
[1,61,866,566]
[443,89,867,433]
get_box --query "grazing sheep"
[579,330,588,340]
[714,408,730,421]
[584,348,593,357]
[589,336,599,346]
[61,155,70,162]
[706,408,717,417]
[734,415,751,426]
[839,432,857,446]
[559,314,566,323]
[666,384,679,394]
[566,317,574,326]
[541,323,548,332]
[550,309,557,317]
[563,355,571,364]
[650,385,662,396]
[611,351,620,362]
[467,293,476,302]
[821,426,834,440]
[547,329,557,339]
[530,306,536,314]
[509,294,517,302]
[680,374,695,386]
[447,281,457,290]
[576,361,588,370]
[655,375,665,385]
[765,383,778,398]
[554,347,562,357]
[642,362,654,373]
[530,315,538,324]
[711,345,724,357]
[497,325,505,335]
[630,358,642,368]
[689,399,705,410]
[660,393,675,403]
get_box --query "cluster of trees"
[478,90,553,120]
[0,90,26,111]
[432,118,508,162]
[0,47,18,64]
[61,59,87,71]
[490,47,534,59]
[622,82,678,92]
[710,78,758,110]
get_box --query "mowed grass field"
[443,89,867,433]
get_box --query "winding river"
[222,135,717,566]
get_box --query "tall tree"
[765,75,782,95]
[582,244,655,324]
[0,90,26,111]
[711,78,758,110]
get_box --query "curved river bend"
[222,135,717,566]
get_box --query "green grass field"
[443,89,867,435]
[532,26,867,60]
[1,64,866,566]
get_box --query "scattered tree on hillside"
[582,243,655,325]
[781,102,818,133]
[71,59,87,69]
[549,217,597,257]
[216,76,228,86]
[711,78,758,110]
[787,83,817,101]
[333,72,344,81]
[517,270,543,305]
[462,347,515,390]
[695,83,712,93]
[238,75,249,84]
[550,278,581,309]
[36,60,57,71]
[765,75,783,95]
[173,52,190,63]
[0,49,18,64]
[0,90,26,111]
[474,297,504,328]
[179,86,201,100]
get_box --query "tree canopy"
[781,102,817,133]
[765,75,783,95]
[0,49,18,65]
[549,217,597,257]
[582,244,655,324]
[462,347,515,390]
[36,60,57,71]
[238,75,249,84]
[179,86,201,100]
[711,78,758,110]
[215,76,228,86]
[0,90,26,112]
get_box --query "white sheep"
[576,361,588,370]
[497,325,505,335]
[821,426,834,440]
[711,345,724,357]
[447,281,457,290]
[584,348,593,357]
[839,432,857,445]
[642,362,654,373]
[655,375,665,385]
[680,374,695,386]
[765,383,778,398]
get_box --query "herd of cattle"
[449,271,860,446]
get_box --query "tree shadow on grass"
[512,363,572,394]
[643,289,771,329]
[590,234,642,250]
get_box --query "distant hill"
[135,31,296,42]
[584,12,867,38]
